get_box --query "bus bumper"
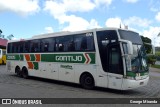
[121,76,149,90]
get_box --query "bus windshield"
[119,30,148,73]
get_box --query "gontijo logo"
[55,53,92,64]
[56,56,82,62]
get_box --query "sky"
[0,0,160,46]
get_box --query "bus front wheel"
[22,67,29,79]
[80,73,95,89]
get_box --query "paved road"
[149,68,160,77]
[0,65,160,98]
[0,65,160,106]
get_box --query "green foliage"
[0,29,2,34]
[156,51,160,61]
[147,55,157,65]
[0,29,14,40]
[141,36,152,54]
[151,64,160,69]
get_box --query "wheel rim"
[85,77,93,85]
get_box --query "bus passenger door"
[107,44,123,90]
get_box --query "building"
[0,38,7,49]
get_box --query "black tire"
[15,67,22,77]
[80,73,95,89]
[22,67,29,79]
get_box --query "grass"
[151,64,160,69]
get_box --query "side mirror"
[119,40,133,55]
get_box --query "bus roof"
[8,27,136,43]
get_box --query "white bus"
[6,28,149,90]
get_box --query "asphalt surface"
[0,65,160,107]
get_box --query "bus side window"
[86,36,95,51]
[24,41,30,53]
[16,42,24,53]
[68,41,75,51]
[7,43,12,53]
[74,35,82,51]
[56,36,73,52]
[12,42,18,53]
[44,43,49,52]
[30,40,40,52]
[81,37,87,50]
[59,43,64,51]
[41,38,55,52]
[74,33,95,51]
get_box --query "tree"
[0,29,4,38]
[141,36,152,54]
[0,29,2,34]
[0,29,14,40]
[7,34,14,40]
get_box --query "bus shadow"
[94,87,141,96]
[10,74,140,95]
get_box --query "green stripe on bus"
[88,53,95,64]
[7,53,96,64]
[41,53,95,64]
[30,54,35,61]
[126,71,149,77]
[126,72,136,77]
[20,55,24,61]
[7,55,23,60]
[33,62,38,70]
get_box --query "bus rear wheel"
[15,67,22,77]
[22,67,29,79]
[80,73,95,89]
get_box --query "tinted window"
[74,33,95,51]
[24,41,30,53]
[12,42,19,53]
[18,42,24,53]
[55,36,73,52]
[96,30,118,72]
[7,43,12,53]
[119,30,142,44]
[7,32,95,53]
[40,38,55,52]
[30,39,40,52]
[108,45,123,74]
